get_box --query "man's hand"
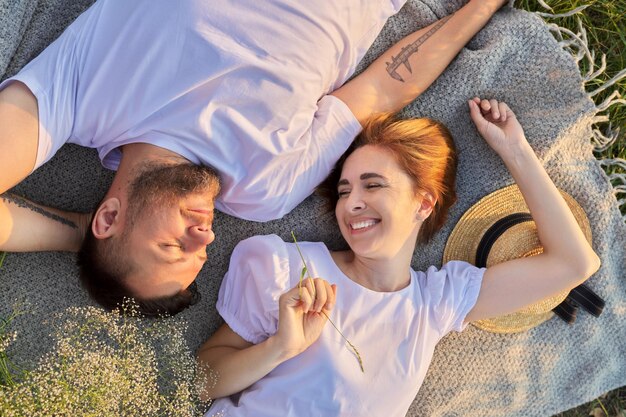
[273,278,337,360]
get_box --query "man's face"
[118,162,221,300]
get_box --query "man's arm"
[332,0,507,125]
[0,81,88,252]
[0,193,90,252]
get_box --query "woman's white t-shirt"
[212,235,484,417]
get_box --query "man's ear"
[415,192,435,222]
[92,198,123,239]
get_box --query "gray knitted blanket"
[1,1,625,416]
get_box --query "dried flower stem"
[290,231,364,373]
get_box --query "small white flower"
[0,301,213,416]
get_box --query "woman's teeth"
[351,220,377,230]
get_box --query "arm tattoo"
[385,13,455,82]
[1,193,78,229]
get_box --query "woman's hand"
[468,97,528,160]
[273,278,337,361]
[464,97,600,325]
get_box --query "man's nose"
[186,226,215,251]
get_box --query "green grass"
[516,2,626,415]
[517,0,626,215]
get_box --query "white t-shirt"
[1,0,408,221]
[213,235,484,417]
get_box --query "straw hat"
[443,184,592,333]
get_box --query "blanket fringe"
[534,3,626,221]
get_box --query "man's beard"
[125,162,221,228]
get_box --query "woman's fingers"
[298,285,314,313]
[323,281,336,312]
[283,278,337,315]
[299,277,336,313]
[468,99,487,129]
[312,278,327,312]
[502,102,517,120]
[498,101,508,122]
[480,98,491,113]
[471,97,515,124]
[489,99,500,119]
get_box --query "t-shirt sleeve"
[280,94,362,216]
[213,95,361,222]
[216,234,292,344]
[418,261,485,335]
[0,24,82,172]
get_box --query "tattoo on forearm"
[1,193,78,229]
[385,13,455,82]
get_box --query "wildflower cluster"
[0,300,214,417]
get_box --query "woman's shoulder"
[418,260,483,277]
[231,234,330,266]
[414,261,485,298]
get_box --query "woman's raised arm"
[464,98,601,324]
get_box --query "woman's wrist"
[500,140,539,176]
[264,334,301,365]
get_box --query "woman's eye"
[366,183,382,190]
[337,189,350,198]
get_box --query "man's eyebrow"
[337,173,387,186]
[155,248,208,265]
[152,243,184,265]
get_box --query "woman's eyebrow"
[337,173,387,187]
[360,173,386,181]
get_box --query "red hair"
[319,114,457,244]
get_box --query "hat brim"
[443,184,592,334]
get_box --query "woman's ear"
[415,192,435,222]
[92,198,122,239]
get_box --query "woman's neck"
[331,247,415,293]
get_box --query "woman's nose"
[346,192,366,212]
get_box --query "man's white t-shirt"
[1,0,408,221]
[214,235,484,417]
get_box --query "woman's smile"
[349,218,380,233]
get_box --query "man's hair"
[77,226,200,317]
[318,114,458,244]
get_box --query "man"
[0,0,506,315]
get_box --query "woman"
[197,98,600,416]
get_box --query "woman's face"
[335,145,424,259]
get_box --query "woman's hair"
[318,113,458,244]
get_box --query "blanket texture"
[1,1,624,416]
